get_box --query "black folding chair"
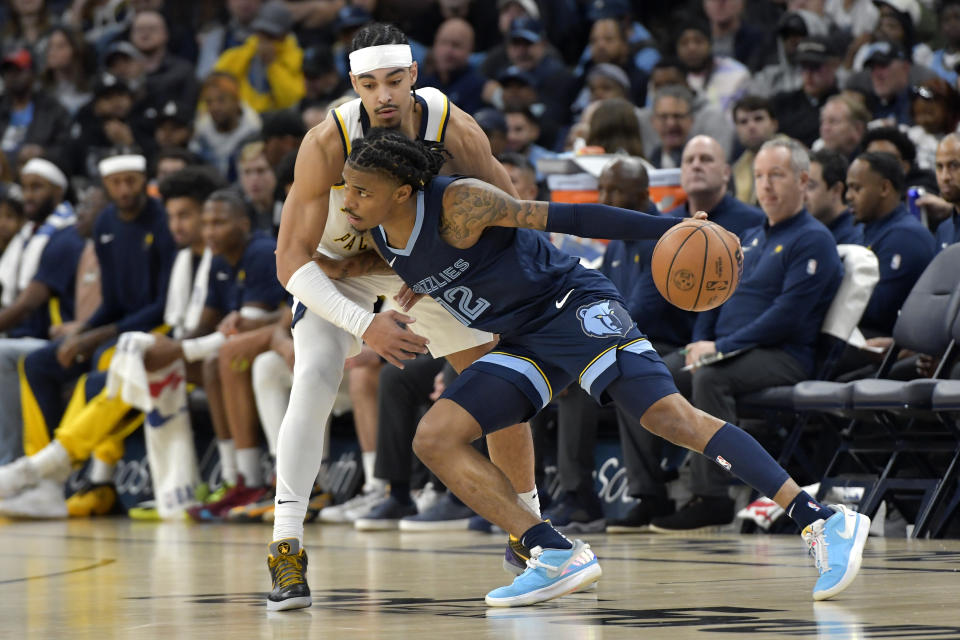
[792,244,960,524]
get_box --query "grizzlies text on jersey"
[369,176,679,428]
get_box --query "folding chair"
[793,244,960,524]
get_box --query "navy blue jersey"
[9,226,86,339]
[205,233,286,315]
[85,197,177,333]
[827,209,864,245]
[934,210,960,254]
[861,204,936,335]
[370,176,624,337]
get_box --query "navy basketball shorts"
[441,297,679,434]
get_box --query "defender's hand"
[361,310,429,369]
[394,284,424,312]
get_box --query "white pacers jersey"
[299,87,490,358]
[319,87,451,259]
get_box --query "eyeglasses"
[911,85,935,100]
[655,112,692,121]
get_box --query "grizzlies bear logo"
[577,300,632,338]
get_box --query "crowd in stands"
[1,0,960,535]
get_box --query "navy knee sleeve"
[703,423,790,499]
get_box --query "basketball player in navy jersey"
[336,129,870,607]
[268,23,539,611]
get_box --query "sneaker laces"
[803,521,829,575]
[525,542,592,573]
[270,552,305,589]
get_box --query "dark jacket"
[0,90,71,160]
[694,209,844,374]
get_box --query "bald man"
[666,135,764,237]
[131,10,198,118]
[419,18,487,114]
[928,134,960,252]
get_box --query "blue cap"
[509,16,543,43]
[497,65,537,86]
[863,40,908,67]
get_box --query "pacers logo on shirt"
[144,233,154,249]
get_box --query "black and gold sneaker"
[503,534,531,576]
[266,538,312,611]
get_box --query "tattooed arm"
[440,178,691,247]
[440,179,548,247]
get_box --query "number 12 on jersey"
[439,285,490,325]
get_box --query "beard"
[28,196,57,222]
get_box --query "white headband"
[21,158,68,190]
[98,154,147,177]
[349,44,413,76]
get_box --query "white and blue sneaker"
[802,504,870,601]
[485,539,601,607]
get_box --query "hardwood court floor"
[2,518,960,639]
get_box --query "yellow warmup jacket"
[214,35,305,112]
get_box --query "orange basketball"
[651,219,743,312]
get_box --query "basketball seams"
[706,221,738,306]
[653,219,739,311]
[662,227,700,304]
[690,227,709,310]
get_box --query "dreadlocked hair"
[351,23,408,53]
[347,128,450,191]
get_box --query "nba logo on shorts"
[715,455,732,471]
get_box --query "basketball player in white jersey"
[267,23,539,610]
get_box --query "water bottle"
[907,186,926,221]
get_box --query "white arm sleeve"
[284,261,375,338]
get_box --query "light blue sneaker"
[485,540,601,607]
[802,504,870,601]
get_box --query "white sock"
[273,493,309,543]
[88,457,115,484]
[361,451,387,493]
[519,488,541,518]
[217,439,238,486]
[32,440,71,481]
[237,447,263,487]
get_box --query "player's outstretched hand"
[362,310,429,369]
[394,284,424,312]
